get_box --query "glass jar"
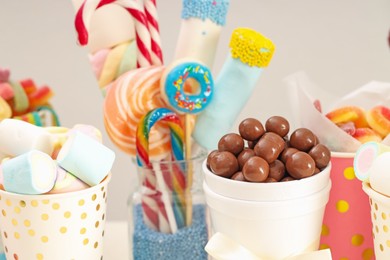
[128,148,208,260]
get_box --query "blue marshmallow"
[193,56,263,150]
[57,131,115,186]
[2,150,57,194]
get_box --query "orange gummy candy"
[326,106,368,128]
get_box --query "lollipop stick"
[185,113,193,226]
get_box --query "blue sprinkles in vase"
[133,204,208,260]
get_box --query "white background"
[1,0,389,221]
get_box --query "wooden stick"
[185,114,193,226]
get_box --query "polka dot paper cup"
[0,174,111,260]
[363,181,390,260]
[320,152,374,260]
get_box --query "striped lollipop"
[75,0,153,68]
[136,108,186,233]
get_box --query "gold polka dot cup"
[0,173,110,260]
[320,152,374,260]
[363,181,390,259]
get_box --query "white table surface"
[103,221,130,259]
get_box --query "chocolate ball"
[308,144,331,169]
[281,176,295,182]
[239,118,265,141]
[254,132,285,163]
[289,128,317,152]
[265,177,278,183]
[231,171,246,181]
[286,151,316,179]
[268,159,285,181]
[247,140,257,149]
[314,168,321,175]
[314,135,319,146]
[218,133,244,155]
[242,156,269,182]
[279,147,299,163]
[265,116,290,137]
[237,148,255,169]
[206,150,218,168]
[209,151,239,178]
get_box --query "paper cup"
[203,163,331,259]
[204,181,331,259]
[320,152,374,259]
[363,182,390,260]
[0,174,111,260]
[203,161,331,201]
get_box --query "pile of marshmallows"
[0,119,115,195]
[207,116,331,182]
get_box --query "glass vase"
[127,148,208,260]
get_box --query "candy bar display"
[0,119,114,259]
[68,0,386,259]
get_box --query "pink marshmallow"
[90,48,110,79]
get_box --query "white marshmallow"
[368,152,390,197]
[0,119,53,156]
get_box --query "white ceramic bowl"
[203,160,331,201]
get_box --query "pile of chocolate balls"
[207,116,331,182]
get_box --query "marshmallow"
[0,151,7,162]
[2,150,57,194]
[57,131,115,186]
[46,166,90,194]
[71,124,103,142]
[0,119,54,156]
[45,126,69,159]
[0,166,4,191]
[193,28,275,150]
[367,152,390,197]
[354,142,390,181]
[174,0,230,68]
